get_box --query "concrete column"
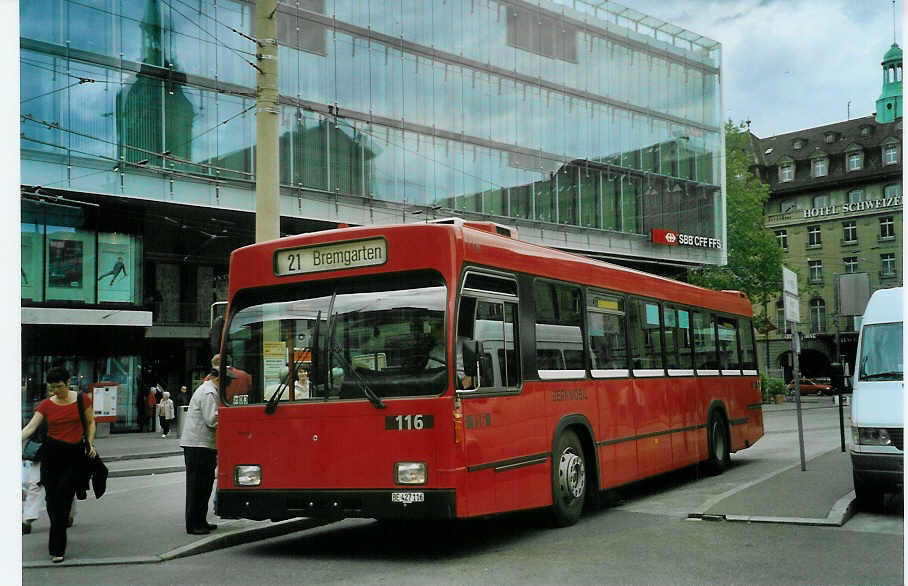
[255,0,280,243]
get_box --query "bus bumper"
[216,489,457,521]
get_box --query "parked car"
[787,378,833,396]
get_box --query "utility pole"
[255,0,280,243]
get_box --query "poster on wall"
[48,239,83,288]
[21,228,42,301]
[91,382,119,422]
[98,234,134,303]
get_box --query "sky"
[629,0,904,138]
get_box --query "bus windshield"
[223,271,449,405]
[858,322,903,381]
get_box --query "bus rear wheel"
[706,412,730,475]
[551,430,586,527]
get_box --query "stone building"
[748,44,902,380]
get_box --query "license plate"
[391,492,425,504]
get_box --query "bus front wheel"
[551,430,586,527]
[706,412,730,475]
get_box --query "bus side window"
[586,290,627,374]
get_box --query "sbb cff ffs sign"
[651,229,722,249]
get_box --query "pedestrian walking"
[20,366,96,563]
[158,391,176,438]
[22,397,77,535]
[180,368,220,535]
[146,387,157,432]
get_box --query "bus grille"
[887,428,903,451]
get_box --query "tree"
[689,121,782,319]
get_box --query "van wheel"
[853,470,884,513]
[705,412,730,475]
[551,430,586,527]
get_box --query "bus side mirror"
[461,339,482,378]
[209,316,225,356]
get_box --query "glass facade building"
[20,0,725,428]
[21,0,724,262]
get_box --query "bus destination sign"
[275,237,387,276]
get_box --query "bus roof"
[229,222,753,317]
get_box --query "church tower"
[875,43,902,123]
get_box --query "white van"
[850,286,903,510]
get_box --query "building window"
[884,144,899,165]
[884,183,901,198]
[860,126,872,137]
[780,199,798,213]
[808,259,823,283]
[847,189,863,203]
[775,299,792,334]
[775,229,788,251]
[880,216,895,239]
[843,257,858,273]
[842,221,857,243]
[807,225,822,246]
[779,163,794,183]
[812,158,828,177]
[809,298,826,334]
[881,253,896,276]
[847,151,863,171]
[793,140,804,150]
[824,133,836,144]
[812,194,830,207]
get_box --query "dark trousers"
[159,416,171,436]
[41,438,83,557]
[183,447,217,532]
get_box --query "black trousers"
[41,438,84,557]
[159,416,171,435]
[183,446,217,532]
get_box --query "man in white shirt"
[180,369,220,535]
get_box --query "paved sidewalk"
[700,448,856,526]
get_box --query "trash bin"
[177,405,189,438]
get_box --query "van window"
[858,323,903,381]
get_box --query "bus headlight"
[853,427,892,446]
[234,465,262,486]
[395,462,427,485]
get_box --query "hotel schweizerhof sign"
[801,195,902,219]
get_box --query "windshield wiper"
[265,310,321,415]
[323,299,385,409]
[861,371,903,381]
[328,342,386,409]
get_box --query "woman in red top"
[21,366,96,563]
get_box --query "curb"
[23,518,333,568]
[159,517,334,561]
[109,465,185,478]
[103,451,183,463]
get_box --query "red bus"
[214,219,763,527]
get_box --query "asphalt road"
[23,398,904,585]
